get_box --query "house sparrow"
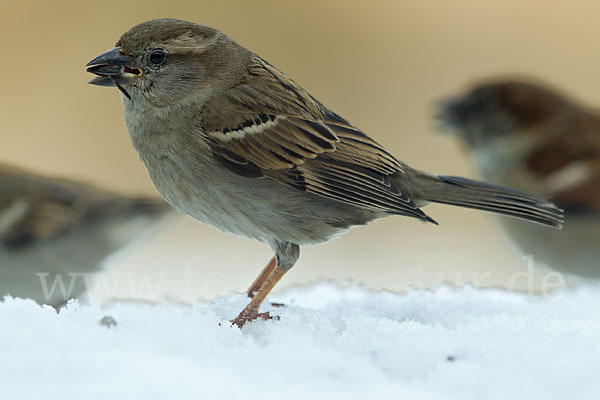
[0,163,171,307]
[437,79,599,278]
[86,19,562,327]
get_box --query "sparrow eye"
[149,49,166,66]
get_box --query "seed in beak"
[123,66,142,77]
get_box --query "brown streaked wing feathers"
[0,166,167,249]
[203,55,426,219]
[551,161,600,213]
[0,196,80,248]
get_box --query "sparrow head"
[86,18,250,105]
[436,79,570,149]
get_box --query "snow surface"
[1,283,600,400]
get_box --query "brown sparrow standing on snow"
[0,163,170,306]
[437,78,599,278]
[86,19,562,327]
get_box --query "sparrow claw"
[230,310,279,328]
[257,311,274,320]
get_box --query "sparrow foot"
[231,310,276,328]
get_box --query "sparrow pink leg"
[246,256,276,298]
[231,261,288,328]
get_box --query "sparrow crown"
[116,18,220,55]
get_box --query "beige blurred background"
[2,0,597,302]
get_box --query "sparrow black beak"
[86,47,141,98]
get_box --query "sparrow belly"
[141,149,378,247]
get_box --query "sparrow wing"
[0,165,167,248]
[202,56,430,220]
[544,160,600,213]
[526,115,600,213]
[0,195,80,248]
[0,168,87,248]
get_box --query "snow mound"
[1,283,599,400]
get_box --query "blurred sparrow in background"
[86,19,562,327]
[0,164,171,307]
[437,79,599,278]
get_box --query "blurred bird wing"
[0,167,167,249]
[202,56,429,219]
[0,194,82,248]
[546,160,600,213]
[526,114,600,213]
